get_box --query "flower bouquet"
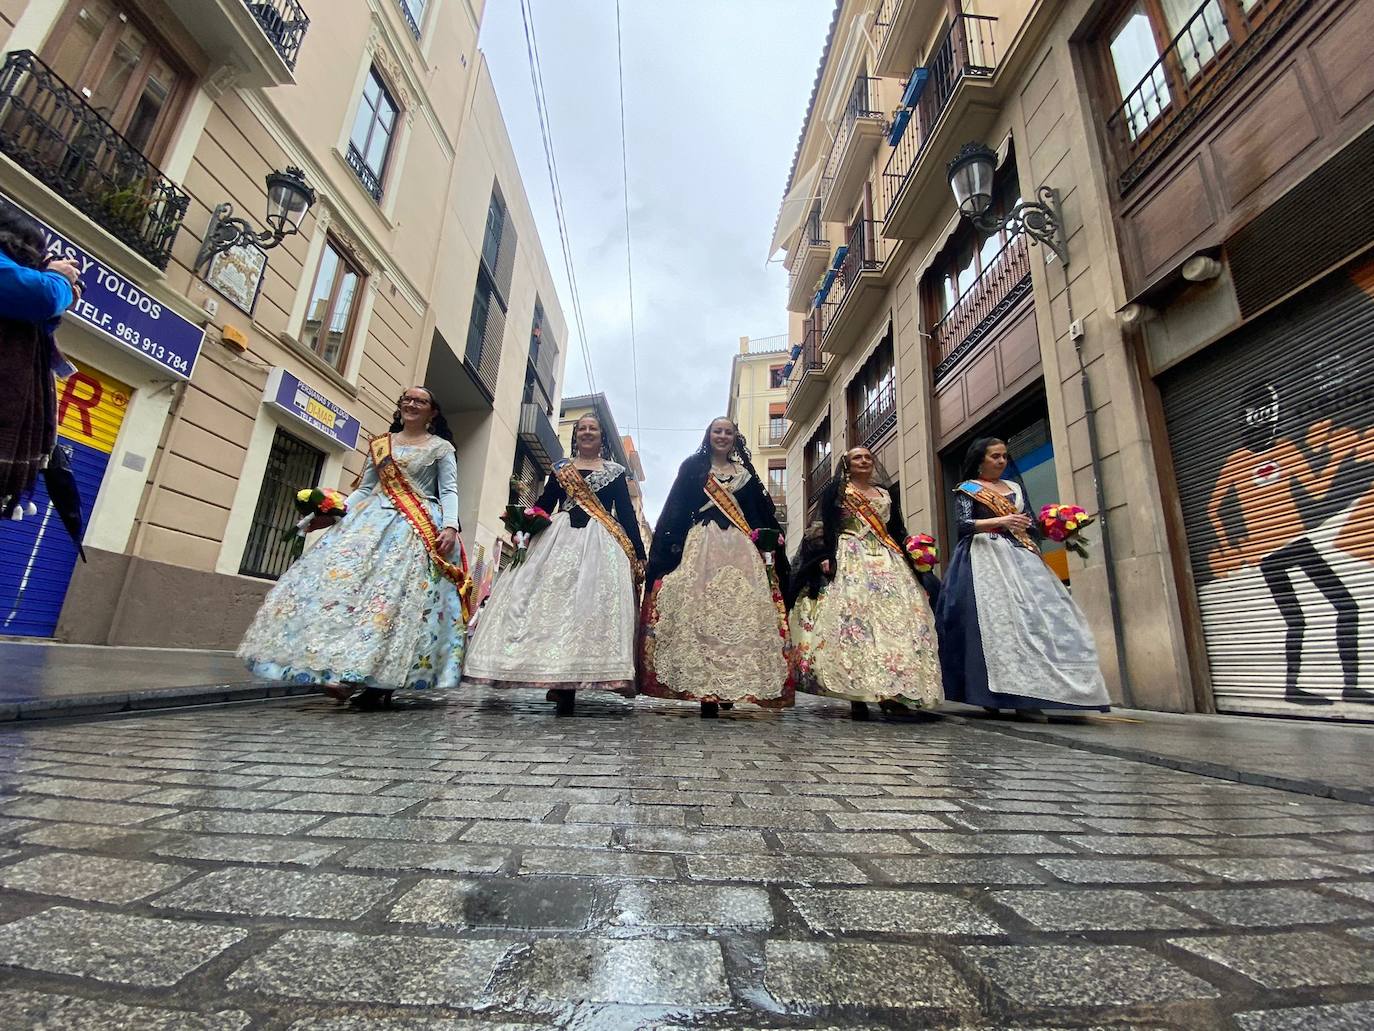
[1039,503,1095,558]
[282,487,347,555]
[501,504,552,567]
[750,527,784,566]
[904,532,939,572]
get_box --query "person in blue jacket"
[0,205,82,519]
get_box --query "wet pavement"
[0,690,1372,1029]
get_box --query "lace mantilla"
[560,461,626,512]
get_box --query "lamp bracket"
[972,186,1069,267]
[193,202,285,275]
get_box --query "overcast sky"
[478,0,834,520]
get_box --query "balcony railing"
[788,318,824,389]
[821,76,882,206]
[0,50,189,270]
[1106,0,1300,192]
[345,142,383,201]
[820,220,884,344]
[804,459,832,520]
[853,380,898,451]
[395,0,422,39]
[881,13,998,216]
[758,422,789,448]
[246,0,310,69]
[932,232,1033,382]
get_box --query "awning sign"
[263,367,360,451]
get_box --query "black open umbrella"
[41,443,86,562]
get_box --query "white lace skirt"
[463,511,637,694]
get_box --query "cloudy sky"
[478,0,834,520]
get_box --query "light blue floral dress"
[238,435,466,692]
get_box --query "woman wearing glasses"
[238,387,470,710]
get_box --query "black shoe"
[850,701,870,721]
[381,690,394,709]
[700,701,719,718]
[351,687,385,711]
[1341,686,1374,704]
[552,689,576,716]
[719,702,734,711]
[1286,688,1333,706]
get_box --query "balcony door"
[42,0,188,162]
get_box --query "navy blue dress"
[935,481,1110,711]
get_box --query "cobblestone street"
[1,692,1372,1029]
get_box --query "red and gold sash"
[843,483,905,558]
[369,434,473,621]
[555,460,643,584]
[960,481,1038,552]
[703,472,753,537]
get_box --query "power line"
[519,0,597,398]
[613,0,642,439]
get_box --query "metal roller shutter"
[1159,257,1374,717]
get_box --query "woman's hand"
[997,513,1032,532]
[437,526,458,556]
[820,559,833,576]
[46,258,81,286]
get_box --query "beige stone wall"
[0,0,566,646]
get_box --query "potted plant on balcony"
[101,178,154,231]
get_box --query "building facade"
[0,0,568,649]
[775,0,1374,718]
[726,333,790,535]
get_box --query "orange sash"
[369,434,474,621]
[555,460,643,584]
[959,480,1038,552]
[843,483,905,558]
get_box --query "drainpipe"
[1063,270,1133,708]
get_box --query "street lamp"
[947,142,1069,267]
[194,166,317,274]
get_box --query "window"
[767,459,787,494]
[302,237,365,370]
[465,186,516,401]
[347,67,400,201]
[803,418,832,521]
[240,429,326,580]
[1103,0,1270,141]
[769,365,787,389]
[398,0,427,38]
[524,299,559,415]
[847,336,896,450]
[41,0,188,161]
[927,170,1022,324]
[769,412,787,443]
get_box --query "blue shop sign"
[264,367,360,451]
[0,196,205,380]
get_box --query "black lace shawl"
[533,464,646,561]
[644,455,788,587]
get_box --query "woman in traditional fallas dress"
[936,436,1110,714]
[463,412,645,715]
[638,417,793,716]
[794,446,943,719]
[238,387,470,710]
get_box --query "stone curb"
[0,682,318,723]
[957,716,1374,806]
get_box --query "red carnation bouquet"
[904,532,938,572]
[1039,503,1095,558]
[282,487,348,554]
[502,504,552,566]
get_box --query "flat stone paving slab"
[1,689,1372,1027]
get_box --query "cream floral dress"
[808,490,942,706]
[238,436,466,692]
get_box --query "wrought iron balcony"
[932,233,1033,383]
[246,0,310,69]
[395,0,422,39]
[803,459,832,521]
[1106,0,1301,192]
[820,76,885,221]
[881,13,998,235]
[819,219,887,357]
[785,316,829,423]
[787,204,829,312]
[345,142,383,202]
[757,422,789,448]
[0,50,189,270]
[853,380,898,451]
